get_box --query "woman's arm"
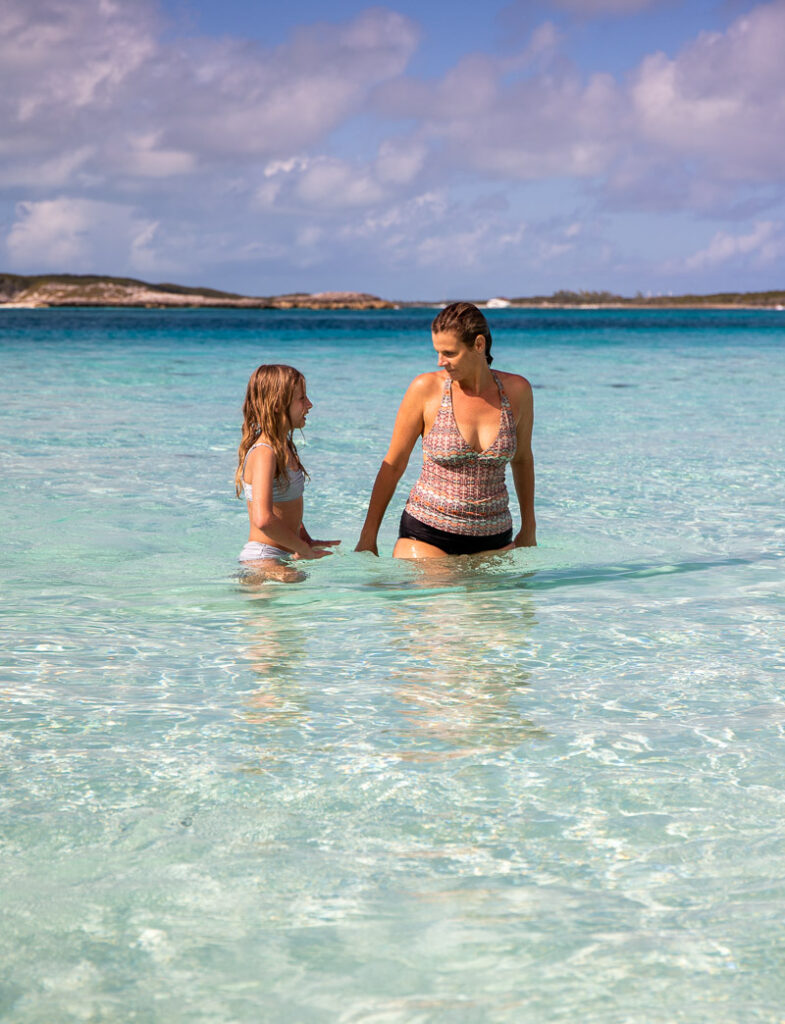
[248,447,327,559]
[508,376,536,547]
[355,376,430,555]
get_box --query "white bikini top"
[242,442,305,503]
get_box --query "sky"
[2,0,785,300]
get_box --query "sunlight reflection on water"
[2,309,784,1021]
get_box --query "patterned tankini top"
[405,371,516,537]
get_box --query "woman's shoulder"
[495,370,532,418]
[404,371,445,400]
[410,370,445,388]
[495,370,532,396]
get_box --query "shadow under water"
[238,564,544,765]
[235,549,780,612]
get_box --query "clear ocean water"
[1,307,784,1023]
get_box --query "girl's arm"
[355,376,429,555]
[507,375,536,547]
[248,447,327,559]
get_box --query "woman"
[356,302,536,558]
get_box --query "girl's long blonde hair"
[235,364,308,497]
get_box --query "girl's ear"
[474,334,486,355]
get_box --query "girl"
[236,364,338,565]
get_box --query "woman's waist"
[407,478,510,518]
[404,495,512,534]
[412,466,508,501]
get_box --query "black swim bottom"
[398,510,513,556]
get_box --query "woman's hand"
[514,526,537,548]
[354,535,379,556]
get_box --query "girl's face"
[288,379,312,429]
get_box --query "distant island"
[487,288,785,309]
[1,273,784,310]
[0,274,393,310]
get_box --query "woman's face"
[288,379,312,429]
[432,330,484,377]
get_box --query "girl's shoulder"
[246,439,275,454]
[244,440,276,468]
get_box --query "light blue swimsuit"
[239,442,305,562]
[241,442,305,504]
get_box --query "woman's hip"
[398,509,512,556]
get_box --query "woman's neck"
[454,363,493,396]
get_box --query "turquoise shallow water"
[1,308,784,1022]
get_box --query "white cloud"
[6,0,784,216]
[2,0,158,122]
[164,10,418,159]
[339,190,450,242]
[121,134,196,179]
[683,221,784,269]
[375,42,625,182]
[335,189,533,275]
[0,2,419,188]
[369,1,785,209]
[522,21,563,62]
[6,197,160,272]
[129,219,164,274]
[632,0,785,179]
[255,156,382,210]
[296,159,386,208]
[255,150,419,212]
[375,140,427,186]
[0,146,95,188]
[551,0,662,13]
[2,0,785,293]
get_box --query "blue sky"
[2,0,784,299]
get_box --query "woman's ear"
[474,334,486,355]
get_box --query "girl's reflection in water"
[240,611,309,729]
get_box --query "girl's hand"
[293,546,333,560]
[307,539,341,547]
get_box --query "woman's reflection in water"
[237,554,544,765]
[386,563,543,760]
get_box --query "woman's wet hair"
[432,302,493,365]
